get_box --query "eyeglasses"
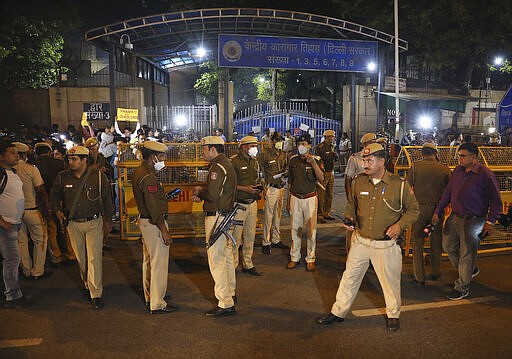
[362,158,376,165]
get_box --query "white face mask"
[275,141,283,150]
[153,156,165,171]
[248,146,258,158]
[298,145,309,155]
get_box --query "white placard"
[299,123,309,131]
[252,126,261,134]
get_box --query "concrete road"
[2,175,512,358]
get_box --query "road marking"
[352,296,498,317]
[0,338,43,349]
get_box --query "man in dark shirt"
[192,136,237,317]
[50,146,113,310]
[433,142,502,300]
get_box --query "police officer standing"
[318,143,419,331]
[286,134,324,271]
[260,132,288,255]
[13,142,51,280]
[407,143,451,286]
[230,136,263,276]
[50,146,113,310]
[132,141,179,314]
[315,130,338,222]
[192,136,237,317]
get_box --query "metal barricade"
[116,141,267,240]
[394,146,512,256]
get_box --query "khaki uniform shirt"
[14,159,44,209]
[260,146,287,187]
[314,141,338,172]
[200,154,236,213]
[230,150,260,201]
[407,158,451,205]
[288,154,321,195]
[132,162,168,225]
[50,167,113,222]
[345,171,419,240]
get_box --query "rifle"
[207,203,246,248]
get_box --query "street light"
[196,47,207,58]
[494,56,504,66]
[120,34,133,50]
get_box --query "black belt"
[205,211,229,217]
[71,213,100,223]
[269,184,284,189]
[236,199,255,205]
[291,191,317,199]
[25,207,38,211]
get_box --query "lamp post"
[393,0,401,141]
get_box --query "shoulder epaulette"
[290,154,299,160]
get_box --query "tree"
[0,17,65,89]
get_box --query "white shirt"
[345,151,365,179]
[0,169,25,224]
[14,160,44,209]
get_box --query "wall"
[0,89,50,128]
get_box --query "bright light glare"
[259,76,266,83]
[418,115,433,129]
[494,57,504,66]
[367,62,377,72]
[489,127,496,134]
[175,114,187,127]
[196,47,206,58]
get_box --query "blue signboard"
[218,34,378,73]
[498,85,512,132]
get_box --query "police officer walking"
[286,134,324,271]
[13,142,51,280]
[261,132,288,255]
[315,130,338,222]
[132,141,179,314]
[192,136,237,317]
[407,143,451,286]
[318,143,419,331]
[50,146,113,310]
[230,136,263,276]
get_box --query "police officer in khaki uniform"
[230,136,263,276]
[261,132,289,255]
[13,142,51,280]
[192,136,237,317]
[318,143,419,331]
[50,146,113,310]
[286,133,324,271]
[315,130,338,222]
[407,143,451,286]
[132,141,179,314]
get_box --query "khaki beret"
[66,146,89,156]
[13,142,29,153]
[143,141,168,153]
[376,137,387,144]
[35,142,52,150]
[362,143,385,157]
[323,130,335,137]
[422,142,438,151]
[84,137,98,148]
[201,136,225,146]
[360,133,377,144]
[240,136,258,145]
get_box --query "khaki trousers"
[139,218,170,311]
[317,171,334,217]
[262,186,284,246]
[289,195,317,263]
[47,214,75,263]
[205,214,236,309]
[18,209,47,277]
[67,217,104,299]
[331,231,402,319]
[232,201,258,269]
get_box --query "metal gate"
[234,102,341,145]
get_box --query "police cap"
[422,142,438,152]
[362,143,385,157]
[66,146,89,156]
[143,141,168,153]
[13,142,29,153]
[240,136,258,145]
[360,133,377,144]
[201,136,225,146]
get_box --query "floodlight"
[418,115,433,129]
[175,114,187,127]
[367,62,377,72]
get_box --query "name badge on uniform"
[241,166,248,170]
[360,191,369,195]
[147,185,158,193]
[269,160,276,163]
[65,184,73,188]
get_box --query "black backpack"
[0,168,7,194]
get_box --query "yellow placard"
[117,108,139,122]
[81,112,90,127]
